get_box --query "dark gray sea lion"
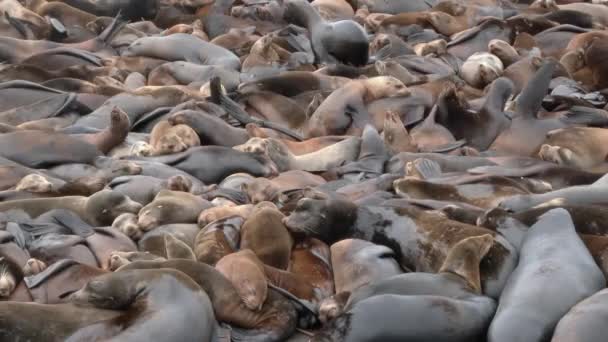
[487,209,605,342]
[0,189,142,226]
[123,33,241,70]
[128,146,277,184]
[283,0,369,66]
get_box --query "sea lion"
[538,127,608,169]
[487,209,605,342]
[194,215,243,265]
[329,238,402,295]
[118,259,298,341]
[137,189,212,231]
[215,249,268,311]
[552,288,608,342]
[383,110,417,154]
[128,146,278,184]
[460,52,504,89]
[67,269,217,341]
[123,33,241,70]
[111,212,142,240]
[22,258,48,276]
[0,189,142,226]
[168,109,249,147]
[148,120,201,156]
[240,207,294,269]
[235,136,361,172]
[497,174,608,213]
[305,76,410,137]
[283,0,368,66]
[290,237,333,298]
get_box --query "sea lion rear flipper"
[24,259,78,289]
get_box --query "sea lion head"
[166,175,192,192]
[112,213,143,240]
[283,198,358,243]
[22,258,47,277]
[107,160,143,178]
[234,137,269,155]
[559,48,585,76]
[15,174,53,193]
[130,141,153,157]
[242,178,281,204]
[70,270,146,310]
[426,11,459,36]
[365,76,410,100]
[87,190,143,226]
[0,261,16,299]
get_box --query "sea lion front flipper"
[515,60,555,119]
[164,233,196,260]
[438,234,494,294]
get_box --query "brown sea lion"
[215,249,268,311]
[290,238,334,299]
[538,127,608,169]
[305,76,410,137]
[240,207,294,270]
[235,136,361,172]
[148,120,201,156]
[137,189,212,231]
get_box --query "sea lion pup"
[137,189,212,231]
[305,76,410,137]
[0,189,142,226]
[538,127,608,169]
[320,234,495,322]
[283,0,368,66]
[67,269,217,342]
[122,33,241,70]
[235,136,361,172]
[488,209,605,342]
[240,207,293,269]
[148,120,200,156]
[215,249,268,311]
[460,52,504,89]
[22,258,48,276]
